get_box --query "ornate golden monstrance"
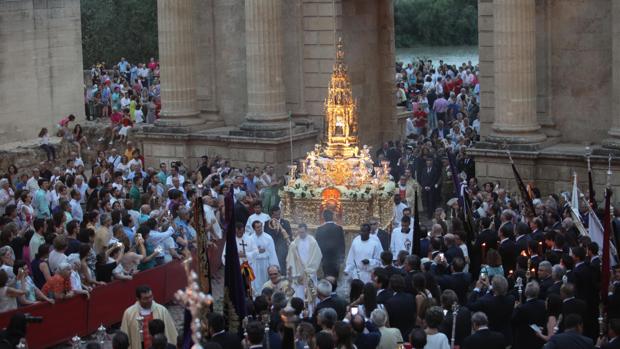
[281,38,394,239]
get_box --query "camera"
[24,314,43,324]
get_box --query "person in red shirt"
[41,262,73,300]
[413,104,428,135]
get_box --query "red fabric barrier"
[86,278,134,333]
[0,259,189,349]
[135,264,167,303]
[164,260,186,302]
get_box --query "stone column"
[241,0,290,136]
[156,0,202,126]
[488,0,546,144]
[604,0,620,149]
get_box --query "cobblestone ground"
[50,303,185,348]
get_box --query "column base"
[487,122,548,146]
[486,131,547,145]
[238,120,292,138]
[602,128,620,150]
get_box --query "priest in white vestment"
[247,221,279,295]
[286,223,322,299]
[390,216,414,259]
[345,224,382,283]
[245,202,271,235]
[203,196,223,239]
[222,223,257,267]
[120,285,177,349]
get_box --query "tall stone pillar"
[487,0,546,145]
[241,0,290,136]
[157,0,202,126]
[604,0,620,149]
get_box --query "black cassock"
[264,218,292,274]
[315,222,346,278]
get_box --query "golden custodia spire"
[324,37,358,159]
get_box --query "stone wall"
[549,0,611,143]
[0,122,118,176]
[473,144,620,205]
[0,0,84,144]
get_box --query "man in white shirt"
[73,175,88,204]
[69,189,83,223]
[26,168,41,193]
[165,166,185,187]
[107,149,122,168]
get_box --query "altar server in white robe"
[286,223,323,300]
[345,224,383,283]
[245,201,271,235]
[222,222,257,270]
[390,215,414,260]
[203,195,223,240]
[247,220,279,295]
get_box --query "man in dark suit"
[547,264,566,297]
[545,314,595,349]
[457,153,475,181]
[560,283,588,332]
[351,314,381,349]
[403,255,421,295]
[600,318,620,349]
[207,312,242,349]
[315,210,345,278]
[369,217,389,251]
[537,261,554,300]
[609,266,620,320]
[462,312,506,349]
[446,257,471,306]
[244,320,265,349]
[234,194,251,226]
[529,217,545,243]
[313,279,347,321]
[380,251,405,279]
[264,207,292,274]
[498,223,517,277]
[514,222,531,255]
[511,281,547,349]
[418,158,440,219]
[438,290,471,348]
[475,217,500,250]
[385,274,417,339]
[373,268,395,303]
[467,275,515,344]
[572,246,598,339]
[472,217,499,277]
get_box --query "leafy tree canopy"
[394,0,478,48]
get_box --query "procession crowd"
[0,58,618,349]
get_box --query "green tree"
[394,0,478,47]
[81,0,158,68]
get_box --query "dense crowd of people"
[84,58,161,146]
[0,57,618,349]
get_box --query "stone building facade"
[472,0,620,198]
[0,0,84,143]
[136,0,397,172]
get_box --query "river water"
[396,45,479,66]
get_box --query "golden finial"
[336,37,344,62]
